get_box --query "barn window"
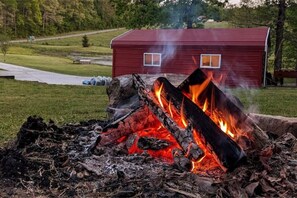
[144,53,161,67]
[200,54,221,69]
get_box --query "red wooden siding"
[111,28,269,87]
[112,45,265,87]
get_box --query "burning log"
[133,74,204,162]
[91,106,156,148]
[137,137,170,150]
[178,68,269,149]
[152,77,246,171]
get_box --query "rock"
[251,113,297,138]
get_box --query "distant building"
[111,27,270,87]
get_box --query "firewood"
[153,77,246,171]
[137,137,171,150]
[172,149,193,172]
[133,74,204,161]
[91,106,156,149]
[178,68,269,149]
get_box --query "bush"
[82,35,90,47]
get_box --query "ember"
[94,68,268,173]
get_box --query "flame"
[189,77,211,104]
[202,100,208,112]
[219,120,235,138]
[156,83,164,108]
[180,98,188,128]
[125,72,246,173]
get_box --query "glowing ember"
[125,72,247,173]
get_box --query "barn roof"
[111,27,269,47]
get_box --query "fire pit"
[0,69,296,197]
[93,68,268,173]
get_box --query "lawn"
[232,87,297,117]
[1,54,112,77]
[0,28,127,76]
[0,79,109,145]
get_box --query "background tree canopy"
[0,0,296,70]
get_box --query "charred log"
[178,68,269,149]
[173,149,192,172]
[153,77,246,171]
[91,106,157,149]
[133,74,204,161]
[137,137,171,150]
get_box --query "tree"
[274,0,286,70]
[110,0,164,29]
[82,35,90,47]
[0,34,10,62]
[39,0,63,35]
[162,0,227,29]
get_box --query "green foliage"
[0,34,10,62]
[111,0,164,29]
[82,35,90,47]
[0,0,121,38]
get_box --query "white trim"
[110,29,132,48]
[263,27,270,87]
[200,54,221,69]
[143,53,162,67]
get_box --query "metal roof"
[111,27,269,47]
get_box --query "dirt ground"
[0,116,296,197]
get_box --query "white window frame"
[143,53,162,67]
[200,54,221,69]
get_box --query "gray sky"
[229,0,240,4]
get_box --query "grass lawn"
[34,28,127,47]
[0,79,109,145]
[1,29,126,76]
[232,87,297,117]
[1,54,112,77]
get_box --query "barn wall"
[112,45,265,87]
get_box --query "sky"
[229,0,240,4]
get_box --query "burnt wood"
[91,106,155,149]
[137,137,171,150]
[133,74,204,161]
[173,149,192,172]
[178,68,269,149]
[153,77,246,171]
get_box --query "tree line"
[0,0,120,38]
[1,0,296,70]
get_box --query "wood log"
[153,77,246,171]
[173,149,192,172]
[133,74,204,161]
[178,68,269,149]
[90,106,157,151]
[137,137,171,150]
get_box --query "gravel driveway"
[0,62,92,85]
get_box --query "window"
[200,54,221,69]
[144,53,161,67]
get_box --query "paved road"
[0,62,92,85]
[10,28,124,43]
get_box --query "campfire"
[92,68,269,173]
[1,68,296,197]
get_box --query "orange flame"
[156,83,164,108]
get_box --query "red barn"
[111,27,270,87]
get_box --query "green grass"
[1,54,112,77]
[0,79,109,145]
[34,29,127,47]
[0,29,126,76]
[204,21,233,29]
[232,87,297,117]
